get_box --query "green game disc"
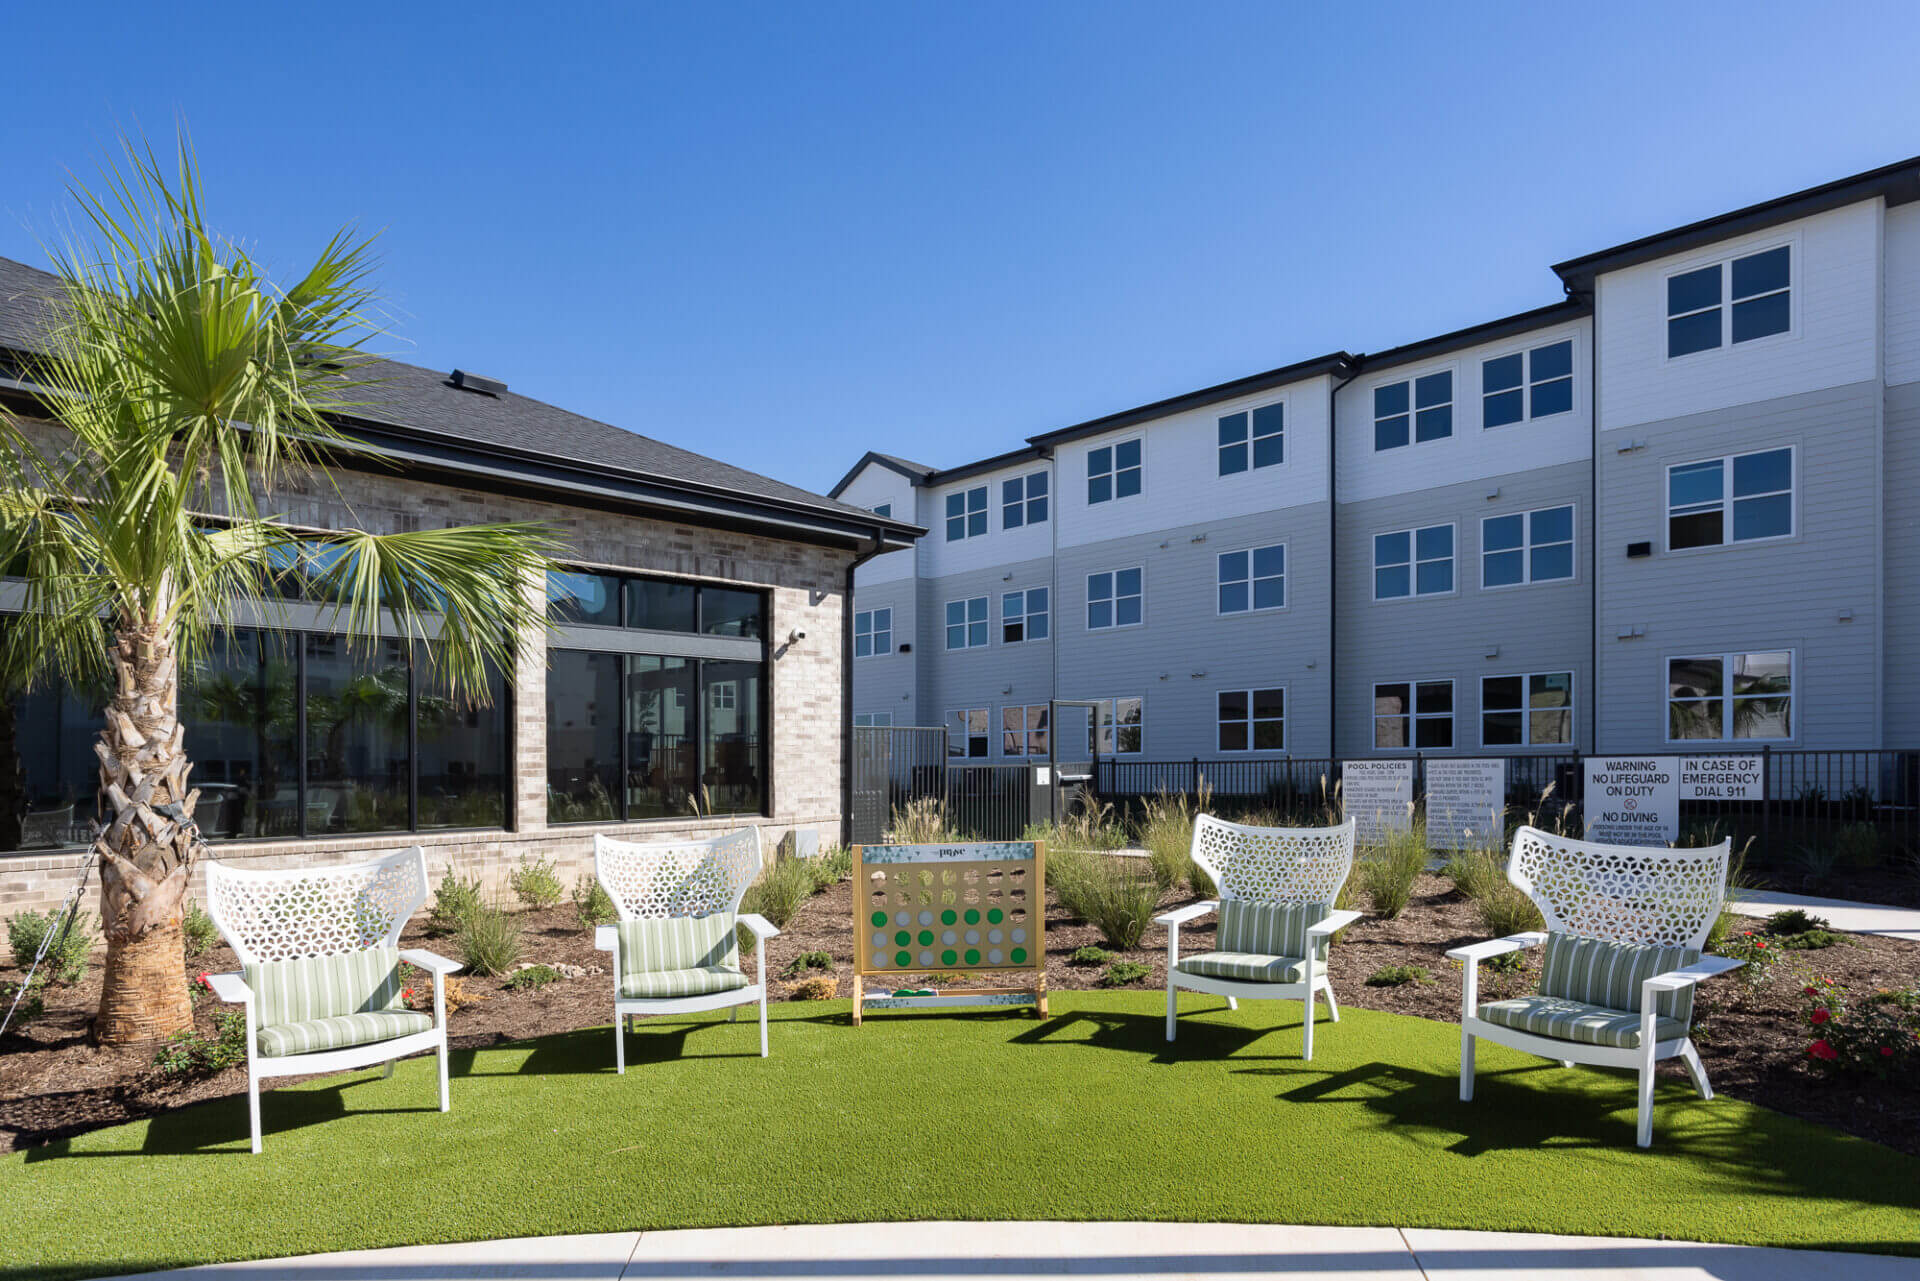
[895,930,910,946]
[917,930,934,946]
[941,950,957,966]
[894,950,911,967]
[870,911,887,927]
[964,949,980,965]
[987,908,1003,924]
[964,909,980,924]
[1010,947,1027,964]
[941,909,957,925]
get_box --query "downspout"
[841,527,891,850]
[1585,290,1599,756]
[1328,358,1363,759]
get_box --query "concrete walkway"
[1726,887,1920,942]
[116,1221,1920,1280]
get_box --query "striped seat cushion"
[244,946,410,1057]
[1216,900,1332,962]
[619,966,754,1000]
[256,1010,434,1058]
[1538,932,1702,1026]
[1477,995,1687,1049]
[1176,952,1310,984]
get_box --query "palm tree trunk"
[93,623,198,1044]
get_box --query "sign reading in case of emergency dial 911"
[849,842,1048,1025]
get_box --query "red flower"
[1754,940,1768,949]
[1810,1007,1830,1025]
[195,972,211,989]
[1882,1046,1896,1058]
[1804,985,1819,995]
[1809,1039,1838,1061]
[402,988,415,1001]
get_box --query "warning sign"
[1582,757,1679,846]
[1679,755,1765,801]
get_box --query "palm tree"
[0,135,556,1044]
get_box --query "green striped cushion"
[1217,900,1332,962]
[616,914,740,982]
[1538,932,1701,1026]
[1176,952,1310,984]
[619,967,754,1000]
[1478,995,1688,1049]
[256,1010,434,1058]
[244,946,406,1028]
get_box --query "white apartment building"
[836,156,1920,765]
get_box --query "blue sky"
[6,2,1919,497]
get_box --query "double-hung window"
[1482,340,1573,427]
[1001,471,1049,528]
[948,708,989,758]
[1374,525,1453,599]
[1481,506,1574,587]
[1482,672,1573,746]
[1086,568,1142,630]
[1001,587,1049,643]
[1087,439,1142,504]
[1374,371,1452,450]
[1668,245,1791,358]
[1667,447,1793,549]
[1217,544,1285,613]
[853,607,892,658]
[945,597,988,650]
[1218,402,1284,474]
[945,486,987,541]
[1374,680,1453,749]
[1218,688,1285,752]
[1087,696,1144,755]
[1001,704,1050,757]
[1668,651,1793,741]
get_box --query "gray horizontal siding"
[1884,382,1919,743]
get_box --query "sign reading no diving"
[1583,757,1679,846]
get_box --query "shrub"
[808,846,853,892]
[787,976,836,1001]
[181,900,218,959]
[1784,929,1843,950]
[428,871,484,936]
[6,909,93,985]
[1356,824,1427,919]
[1442,849,1503,903]
[509,855,564,910]
[1070,945,1111,966]
[502,964,560,992]
[1475,882,1544,938]
[890,797,955,843]
[152,1011,248,1078]
[923,971,968,985]
[0,975,47,1034]
[1803,978,1919,1081]
[1833,822,1883,869]
[1716,929,1785,991]
[1098,960,1152,988]
[1137,787,1203,892]
[1049,847,1160,950]
[455,901,523,977]
[570,875,616,931]
[1765,908,1832,937]
[780,951,833,979]
[1366,964,1432,987]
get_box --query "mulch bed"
[4,871,1917,1156]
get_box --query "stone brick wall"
[1,419,858,924]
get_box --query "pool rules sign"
[1583,757,1679,846]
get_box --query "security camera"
[788,628,807,643]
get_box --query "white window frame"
[1480,671,1575,748]
[1217,686,1286,753]
[1086,437,1144,505]
[1216,543,1286,615]
[944,596,989,651]
[853,711,892,728]
[1001,587,1049,645]
[1085,696,1144,756]
[1372,367,1455,452]
[1664,650,1796,745]
[1000,703,1050,758]
[1373,524,1455,601]
[1481,339,1575,429]
[947,707,990,758]
[1479,506,1576,589]
[1372,679,1455,751]
[1663,239,1796,362]
[944,485,988,542]
[1217,400,1285,476]
[853,607,892,659]
[1664,446,1797,553]
[1001,470,1050,529]
[1086,567,1144,631]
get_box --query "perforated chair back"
[1507,825,1730,948]
[594,828,763,922]
[1190,815,1355,906]
[204,846,429,966]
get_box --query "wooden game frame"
[850,841,1048,1025]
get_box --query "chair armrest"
[205,971,252,1004]
[1306,909,1362,938]
[1154,900,1219,927]
[1643,954,1744,994]
[594,925,619,952]
[398,949,463,976]
[1445,932,1548,963]
[738,913,779,940]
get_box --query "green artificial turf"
[6,993,1918,1279]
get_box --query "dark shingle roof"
[0,255,917,542]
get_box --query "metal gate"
[850,726,947,845]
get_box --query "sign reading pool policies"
[1582,757,1679,846]
[1341,759,1413,843]
[1425,758,1506,850]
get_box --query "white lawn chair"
[204,847,459,1154]
[1156,816,1359,1060]
[1446,826,1741,1148]
[592,828,777,1070]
